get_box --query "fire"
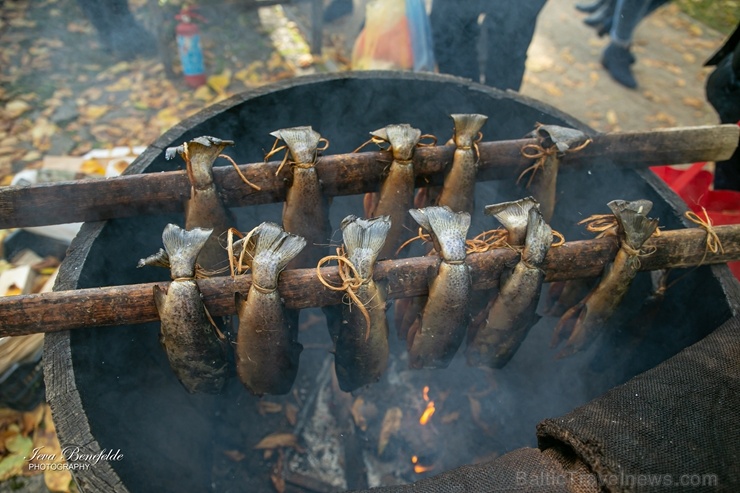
[419,386,435,425]
[419,401,435,425]
[411,455,434,474]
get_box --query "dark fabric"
[74,0,156,59]
[706,23,740,191]
[538,314,740,492]
[430,0,547,91]
[354,447,599,493]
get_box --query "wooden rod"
[1,224,739,337]
[0,125,736,229]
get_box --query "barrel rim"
[44,71,740,492]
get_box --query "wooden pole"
[0,125,736,229]
[1,224,739,337]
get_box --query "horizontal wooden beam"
[0,125,736,229]
[1,224,738,337]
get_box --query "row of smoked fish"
[137,116,659,396]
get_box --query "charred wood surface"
[2,225,740,337]
[0,125,737,229]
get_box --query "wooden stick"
[1,225,739,337]
[0,125,736,229]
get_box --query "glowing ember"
[419,386,436,425]
[419,401,435,425]
[411,455,434,474]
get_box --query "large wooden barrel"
[45,72,739,492]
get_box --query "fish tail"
[409,206,470,262]
[521,207,553,266]
[341,216,391,264]
[608,200,659,249]
[451,114,488,146]
[270,126,321,165]
[484,197,539,245]
[161,224,213,278]
[167,136,234,189]
[254,222,307,273]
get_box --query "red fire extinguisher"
[175,6,207,88]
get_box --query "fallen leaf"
[377,407,402,456]
[44,468,73,492]
[81,105,111,120]
[605,110,618,126]
[5,100,32,119]
[682,97,704,110]
[207,69,232,95]
[257,401,283,415]
[253,433,304,452]
[193,85,213,102]
[0,434,33,481]
[284,403,298,427]
[30,118,57,151]
[79,158,106,175]
[541,82,563,97]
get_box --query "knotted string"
[620,242,657,270]
[218,154,261,190]
[397,226,565,257]
[685,207,724,265]
[316,248,373,341]
[517,138,592,188]
[579,214,661,239]
[266,137,330,176]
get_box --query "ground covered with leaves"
[0,0,347,186]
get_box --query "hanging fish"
[271,126,332,270]
[140,224,229,394]
[333,215,392,392]
[363,123,423,259]
[552,199,659,358]
[234,222,306,396]
[406,206,472,369]
[467,205,553,369]
[436,113,488,215]
[166,136,235,272]
[519,124,591,223]
[467,197,539,343]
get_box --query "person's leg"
[75,0,157,59]
[601,0,651,88]
[430,0,483,82]
[481,0,547,91]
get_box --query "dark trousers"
[430,0,547,91]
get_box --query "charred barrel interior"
[45,72,739,492]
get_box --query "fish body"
[166,136,235,272]
[149,224,228,394]
[467,206,552,368]
[437,114,488,215]
[274,127,332,270]
[366,124,422,259]
[334,215,392,392]
[554,200,658,357]
[235,222,306,395]
[525,125,590,222]
[467,197,539,341]
[406,206,472,369]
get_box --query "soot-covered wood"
[3,225,740,337]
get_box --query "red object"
[175,7,207,88]
[651,163,740,279]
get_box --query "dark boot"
[575,0,609,13]
[602,42,638,88]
